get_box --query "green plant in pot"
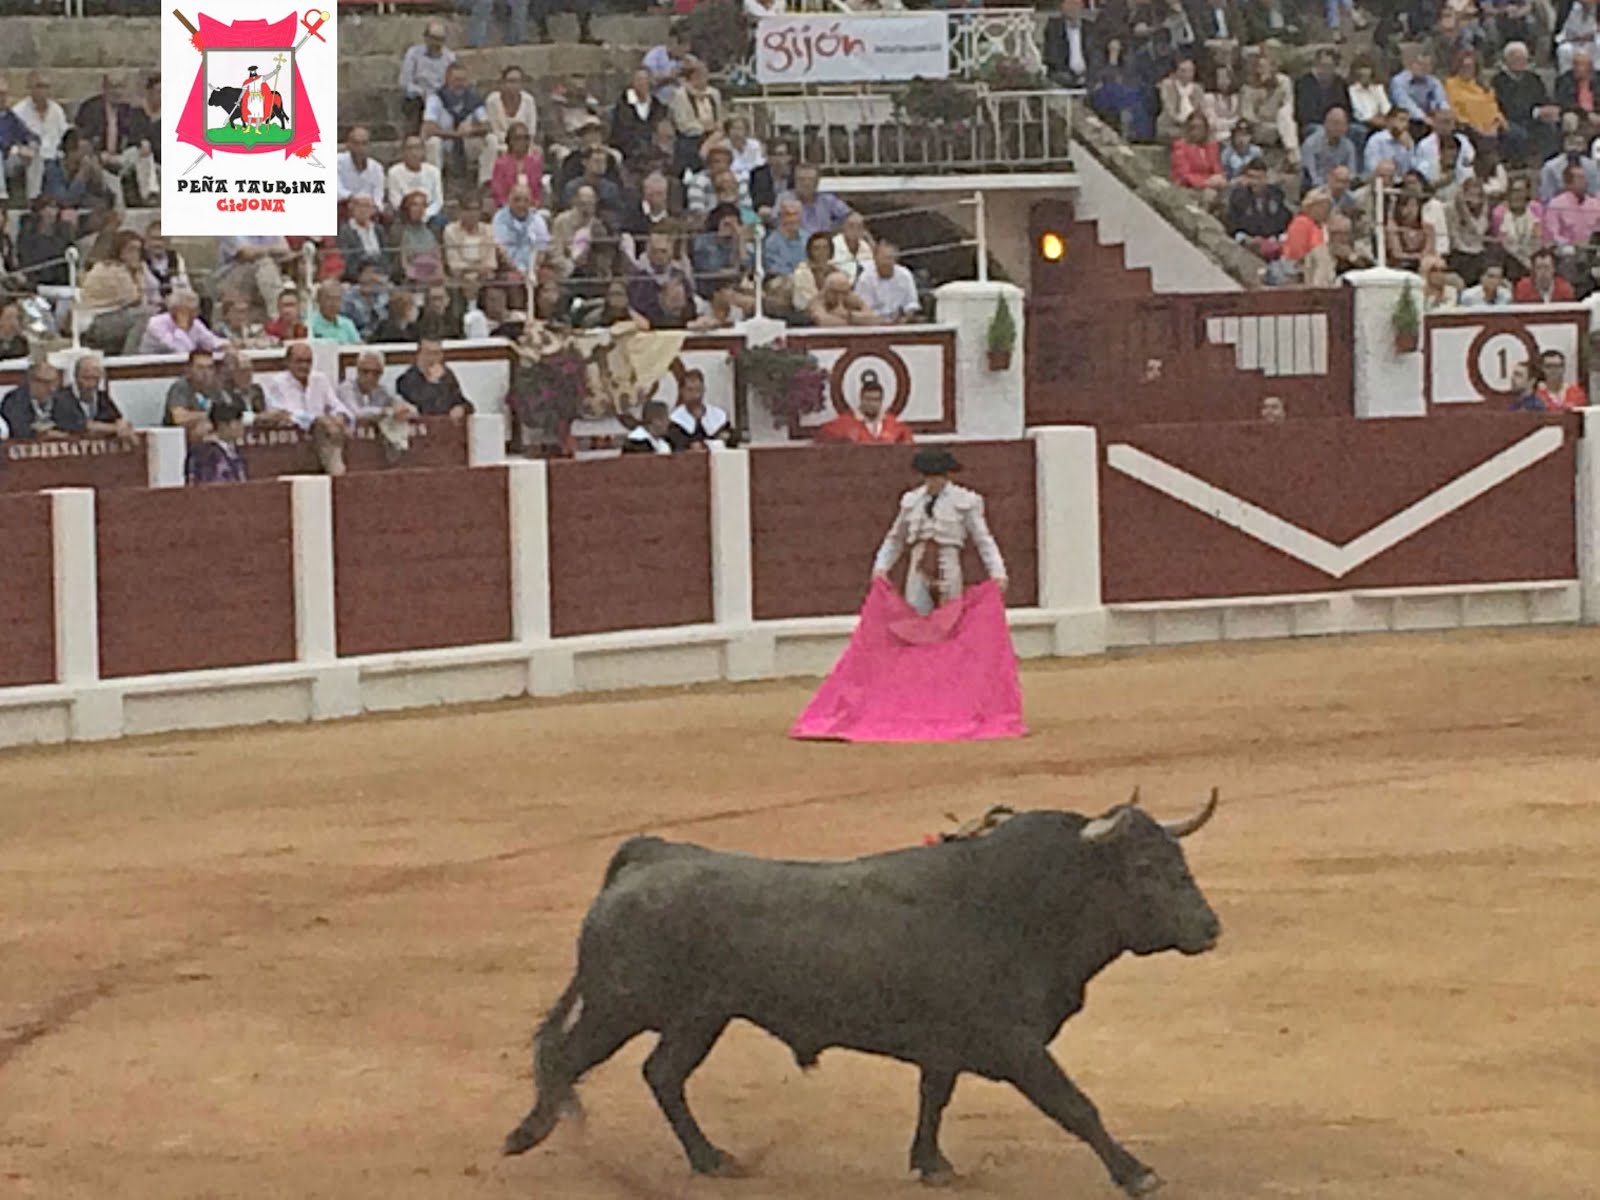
[1392,282,1420,354]
[986,295,1017,371]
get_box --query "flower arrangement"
[977,55,1047,91]
[510,346,589,442]
[735,342,828,427]
[892,77,980,127]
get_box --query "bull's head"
[1079,787,1221,957]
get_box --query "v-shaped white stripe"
[1106,427,1564,578]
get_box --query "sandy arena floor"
[3,629,1600,1200]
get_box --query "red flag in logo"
[174,13,321,161]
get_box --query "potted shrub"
[1392,282,1420,354]
[735,342,828,427]
[986,295,1017,371]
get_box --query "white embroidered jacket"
[873,482,1006,605]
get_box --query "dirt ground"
[3,629,1600,1200]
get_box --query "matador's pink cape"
[789,578,1026,744]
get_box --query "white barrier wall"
[1,422,1593,751]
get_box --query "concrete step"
[0,13,669,69]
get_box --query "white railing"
[1206,311,1331,377]
[731,88,1076,175]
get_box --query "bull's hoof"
[502,1108,560,1156]
[1122,1169,1164,1197]
[693,1150,746,1178]
[918,1164,959,1188]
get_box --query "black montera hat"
[912,447,962,476]
[247,65,258,73]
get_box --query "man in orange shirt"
[814,370,914,444]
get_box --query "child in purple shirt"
[185,400,248,484]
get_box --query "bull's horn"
[1080,807,1133,843]
[1128,785,1141,807]
[1160,788,1219,839]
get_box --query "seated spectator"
[80,229,154,355]
[0,302,26,359]
[548,183,604,278]
[611,66,667,165]
[400,20,457,135]
[687,137,744,214]
[1326,164,1363,227]
[164,348,225,431]
[622,399,674,454]
[397,338,473,417]
[15,195,72,287]
[417,283,465,340]
[493,183,552,279]
[374,290,421,343]
[762,197,807,276]
[264,287,308,343]
[1557,48,1599,121]
[1242,50,1300,163]
[815,370,913,444]
[337,195,387,281]
[0,361,63,439]
[1089,37,1154,142]
[1347,54,1392,153]
[1457,259,1511,305]
[853,239,920,323]
[219,349,268,417]
[50,352,128,440]
[666,369,731,450]
[1390,50,1447,133]
[620,170,679,261]
[1044,0,1093,89]
[552,117,620,202]
[1542,161,1600,252]
[751,136,794,217]
[1386,193,1435,271]
[1470,145,1509,205]
[628,230,694,321]
[1538,347,1589,408]
[1171,112,1227,205]
[1445,50,1505,145]
[810,269,876,326]
[669,58,724,174]
[1301,108,1360,188]
[761,274,804,325]
[484,66,538,184]
[1161,0,1201,58]
[1494,43,1558,169]
[1295,48,1353,139]
[1430,7,1484,76]
[1491,174,1544,274]
[725,114,764,183]
[545,73,603,154]
[394,191,445,284]
[139,288,221,356]
[1282,188,1330,277]
[1559,0,1600,72]
[338,126,387,211]
[1364,106,1416,178]
[1157,57,1205,143]
[486,125,542,214]
[308,280,363,344]
[1220,120,1264,179]
[1507,358,1548,409]
[1539,131,1600,202]
[642,22,688,104]
[216,233,294,318]
[1448,176,1491,283]
[185,400,248,485]
[12,73,68,203]
[1204,64,1244,143]
[1416,108,1476,186]
[792,230,837,309]
[577,278,647,330]
[444,194,502,282]
[386,136,445,227]
[560,142,624,215]
[261,341,358,474]
[339,348,420,463]
[652,276,700,329]
[1419,254,1458,309]
[690,284,749,331]
[691,204,752,300]
[781,163,849,238]
[0,82,39,206]
[42,129,115,211]
[141,222,189,307]
[1226,159,1292,258]
[1302,211,1374,284]
[831,210,874,284]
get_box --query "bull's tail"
[503,976,585,1156]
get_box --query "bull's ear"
[1080,807,1133,844]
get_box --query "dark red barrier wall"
[243,415,470,479]
[751,442,1038,620]
[547,455,713,637]
[2,438,147,493]
[333,467,512,656]
[1101,414,1576,602]
[0,493,55,687]
[96,482,297,677]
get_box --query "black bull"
[207,85,287,130]
[504,790,1222,1197]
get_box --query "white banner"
[755,14,950,85]
[161,5,337,236]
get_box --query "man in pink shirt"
[261,341,357,474]
[1542,162,1600,247]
